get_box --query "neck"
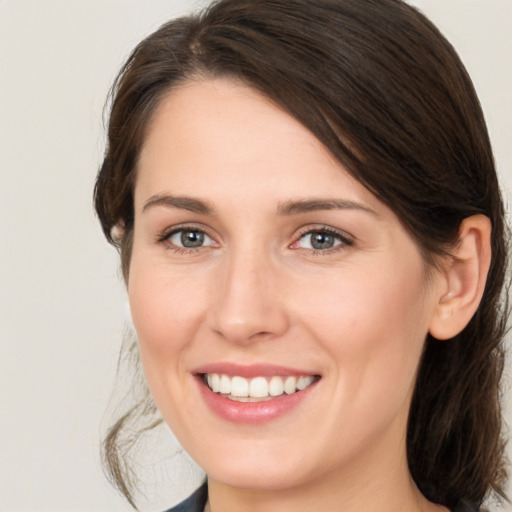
[205,431,449,512]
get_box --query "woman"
[94,0,509,511]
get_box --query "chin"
[182,433,326,492]
[204,459,313,492]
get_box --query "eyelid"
[169,229,214,247]
[155,223,353,254]
[290,225,355,251]
[157,223,218,249]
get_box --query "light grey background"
[0,1,510,511]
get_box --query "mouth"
[193,363,321,423]
[201,373,320,402]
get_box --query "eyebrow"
[142,194,215,214]
[277,198,377,216]
[142,194,377,217]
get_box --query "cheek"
[297,258,432,399]
[128,260,205,352]
[127,255,212,412]
[127,258,211,421]
[301,264,428,342]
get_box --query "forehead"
[135,78,380,213]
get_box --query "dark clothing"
[164,483,479,512]
[165,484,208,512]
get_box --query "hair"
[94,0,510,509]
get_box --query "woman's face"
[129,78,444,492]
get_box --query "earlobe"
[429,215,492,340]
[111,222,126,243]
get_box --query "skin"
[128,78,454,512]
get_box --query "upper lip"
[193,362,320,379]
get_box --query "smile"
[194,364,321,423]
[202,374,317,402]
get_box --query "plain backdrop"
[0,1,511,511]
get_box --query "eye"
[167,229,214,249]
[295,229,352,251]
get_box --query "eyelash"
[157,225,215,255]
[157,225,354,255]
[293,226,354,255]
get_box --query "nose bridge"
[209,238,288,343]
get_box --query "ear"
[429,214,492,340]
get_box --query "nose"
[207,247,290,345]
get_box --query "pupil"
[181,230,204,248]
[311,232,334,250]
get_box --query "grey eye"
[298,231,343,250]
[169,229,213,248]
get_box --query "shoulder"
[162,483,208,512]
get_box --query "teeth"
[219,374,231,394]
[231,376,249,397]
[211,373,220,393]
[269,376,284,396]
[249,377,269,398]
[297,376,312,390]
[284,376,296,394]
[204,373,316,399]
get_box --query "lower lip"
[196,377,318,424]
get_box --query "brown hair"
[94,0,510,508]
